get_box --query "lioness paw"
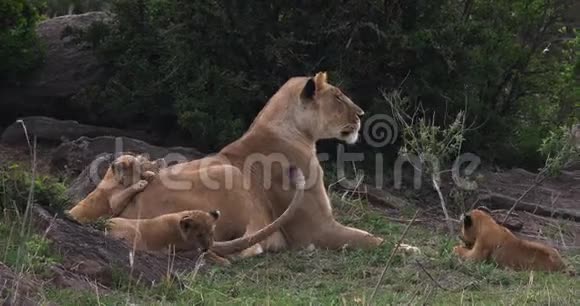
[133,180,149,191]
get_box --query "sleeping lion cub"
[454,207,566,272]
[67,153,162,223]
[106,209,231,266]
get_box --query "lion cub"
[67,153,163,223]
[454,208,566,272]
[106,209,230,266]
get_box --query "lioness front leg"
[110,180,149,216]
[315,221,384,250]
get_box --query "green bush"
[539,124,580,175]
[0,163,70,212]
[71,0,577,167]
[0,0,45,81]
[0,221,59,275]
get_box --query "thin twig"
[382,216,426,224]
[432,175,453,234]
[368,209,419,305]
[501,173,547,225]
[414,259,447,290]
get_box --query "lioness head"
[177,209,221,252]
[296,72,364,144]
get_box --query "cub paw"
[453,245,466,257]
[133,180,149,191]
[142,170,156,181]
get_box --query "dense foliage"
[0,163,70,212]
[0,0,45,81]
[70,0,577,167]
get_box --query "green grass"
[1,177,578,305]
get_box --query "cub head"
[177,210,221,252]
[459,207,493,247]
[296,72,364,144]
[110,153,164,187]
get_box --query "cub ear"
[301,78,316,100]
[136,154,152,165]
[111,161,124,175]
[209,210,220,220]
[462,213,473,228]
[179,217,198,235]
[152,158,166,169]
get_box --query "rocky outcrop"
[31,205,203,288]
[0,12,110,127]
[1,116,157,145]
[51,135,204,173]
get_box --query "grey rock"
[1,116,156,145]
[0,12,110,126]
[53,136,205,201]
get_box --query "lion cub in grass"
[454,207,566,272]
[107,209,231,266]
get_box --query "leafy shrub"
[0,163,70,212]
[0,219,60,275]
[539,124,580,175]
[71,0,577,168]
[0,0,45,81]
[0,163,67,274]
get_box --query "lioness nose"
[356,108,364,116]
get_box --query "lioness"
[454,208,566,271]
[68,72,384,258]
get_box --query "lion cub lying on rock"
[67,153,163,223]
[106,209,232,266]
[454,207,566,272]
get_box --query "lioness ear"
[463,214,473,228]
[314,71,327,89]
[209,210,220,220]
[301,71,328,100]
[301,78,316,100]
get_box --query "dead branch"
[501,174,547,224]
[333,180,405,210]
[480,193,580,222]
